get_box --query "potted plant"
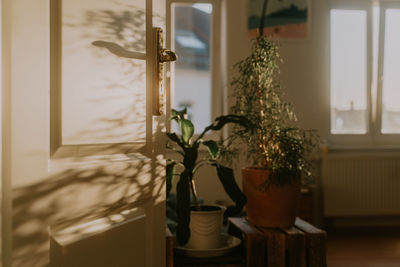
[225,35,319,227]
[166,108,249,247]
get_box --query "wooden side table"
[167,217,326,267]
[228,217,327,267]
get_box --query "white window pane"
[330,10,368,134]
[172,3,212,134]
[381,9,400,134]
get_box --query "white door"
[2,0,169,266]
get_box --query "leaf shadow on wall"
[13,155,166,267]
[62,7,148,145]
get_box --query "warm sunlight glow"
[52,208,144,245]
[62,0,146,144]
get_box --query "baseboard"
[324,216,400,228]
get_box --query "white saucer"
[174,234,242,258]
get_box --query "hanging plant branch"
[259,0,269,37]
[227,34,320,188]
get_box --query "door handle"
[159,49,177,63]
[155,27,177,116]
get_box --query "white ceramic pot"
[185,205,224,249]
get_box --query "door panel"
[2,0,167,266]
[49,206,148,267]
[61,0,146,145]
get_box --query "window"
[330,9,368,134]
[168,0,221,134]
[381,8,400,133]
[330,1,400,145]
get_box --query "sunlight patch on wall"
[61,0,147,145]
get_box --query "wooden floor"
[326,227,400,267]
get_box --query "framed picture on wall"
[248,0,310,39]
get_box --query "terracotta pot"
[242,167,301,228]
[185,205,224,249]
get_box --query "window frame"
[166,0,222,136]
[328,0,400,149]
[376,0,400,144]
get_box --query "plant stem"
[256,89,266,165]
[259,0,269,37]
[189,179,201,210]
[255,41,268,167]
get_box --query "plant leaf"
[176,170,191,245]
[196,115,252,142]
[214,164,247,217]
[180,119,194,144]
[183,147,198,170]
[212,115,252,131]
[202,140,220,159]
[166,161,176,199]
[166,132,183,148]
[171,108,187,120]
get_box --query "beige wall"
[195,0,329,205]
[225,0,329,134]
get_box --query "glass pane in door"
[172,3,212,134]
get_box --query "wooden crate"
[166,217,325,267]
[297,188,314,223]
[228,217,326,267]
[173,252,244,267]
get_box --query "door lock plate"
[155,27,177,116]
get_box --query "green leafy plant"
[226,36,319,189]
[166,108,249,245]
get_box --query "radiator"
[322,152,400,217]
